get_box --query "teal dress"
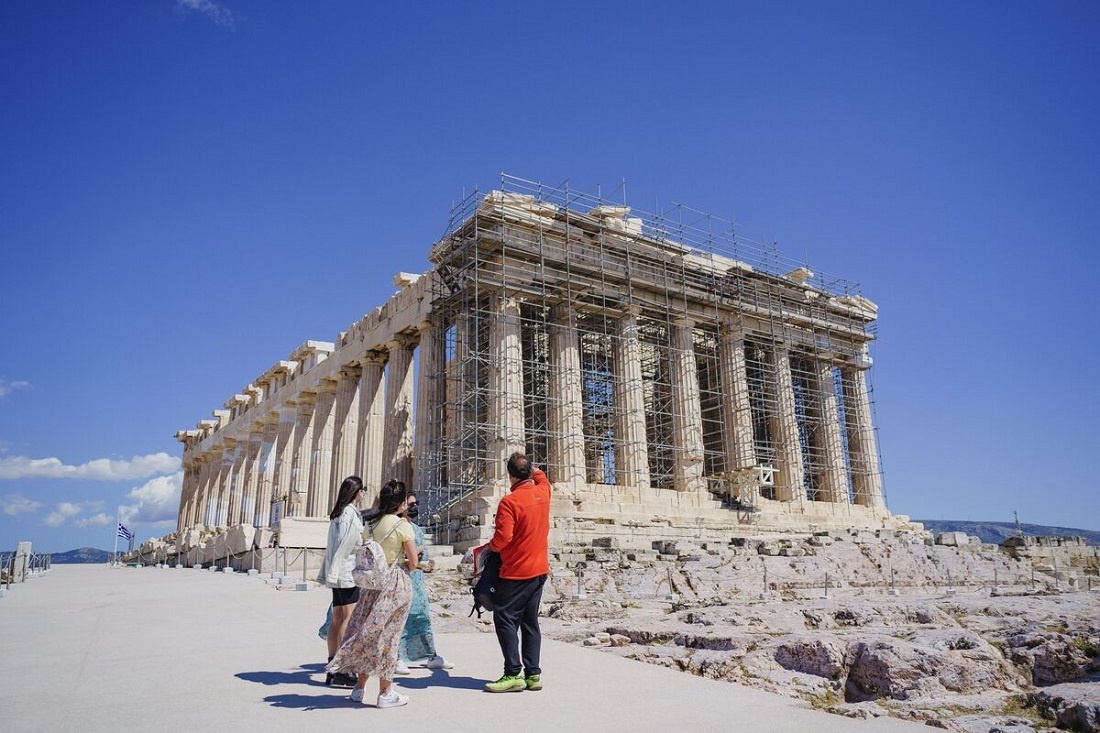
[399,523,437,662]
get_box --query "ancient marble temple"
[175,177,902,555]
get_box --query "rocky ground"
[422,534,1100,733]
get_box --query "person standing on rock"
[484,452,552,693]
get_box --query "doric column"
[718,323,756,472]
[331,364,362,490]
[383,336,416,488]
[486,292,526,483]
[413,319,443,493]
[238,425,263,525]
[289,394,317,517]
[613,307,650,490]
[253,417,279,527]
[769,346,805,503]
[270,403,298,518]
[225,437,246,526]
[446,313,477,488]
[813,361,849,504]
[842,349,885,510]
[177,455,200,532]
[306,383,337,518]
[670,318,705,492]
[356,352,386,497]
[548,305,586,487]
[192,452,216,528]
[214,439,236,526]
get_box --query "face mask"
[406,504,419,518]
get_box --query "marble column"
[670,317,705,492]
[225,437,246,525]
[270,403,299,518]
[414,319,443,493]
[289,394,316,517]
[383,336,416,488]
[813,361,849,504]
[718,323,756,472]
[842,354,885,510]
[238,426,263,525]
[446,314,477,487]
[356,353,386,496]
[306,383,337,517]
[769,346,805,503]
[254,417,279,527]
[192,452,216,528]
[548,305,586,487]
[214,439,236,526]
[613,307,650,490]
[487,292,526,483]
[177,457,199,532]
[330,365,362,492]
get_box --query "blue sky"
[1,1,1097,553]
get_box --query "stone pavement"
[0,565,931,733]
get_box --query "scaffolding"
[419,174,885,537]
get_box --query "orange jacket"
[488,468,552,580]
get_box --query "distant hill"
[916,520,1100,546]
[51,547,113,564]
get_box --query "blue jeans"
[492,575,547,677]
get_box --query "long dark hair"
[329,476,363,520]
[365,479,407,526]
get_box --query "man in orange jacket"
[484,452,551,693]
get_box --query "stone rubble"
[427,532,1099,733]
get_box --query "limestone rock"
[1028,681,1100,733]
[771,633,851,680]
[1005,631,1096,684]
[845,635,1021,702]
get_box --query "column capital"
[387,333,417,352]
[673,316,695,329]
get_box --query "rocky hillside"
[917,521,1100,547]
[426,531,1100,733]
[50,547,112,564]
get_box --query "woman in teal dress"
[395,491,453,674]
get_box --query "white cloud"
[176,0,233,26]
[0,452,180,480]
[43,501,83,527]
[0,493,43,516]
[120,472,183,525]
[0,379,30,399]
[75,512,112,528]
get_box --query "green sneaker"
[524,674,543,691]
[485,674,527,693]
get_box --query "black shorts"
[332,586,360,607]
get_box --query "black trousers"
[492,574,547,677]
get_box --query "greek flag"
[117,523,133,541]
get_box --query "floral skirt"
[327,567,411,680]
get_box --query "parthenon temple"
[174,175,907,556]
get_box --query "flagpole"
[112,510,120,566]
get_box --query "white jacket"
[319,504,363,588]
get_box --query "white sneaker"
[349,687,365,703]
[377,690,410,708]
[425,655,454,670]
[394,660,411,675]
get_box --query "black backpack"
[469,550,501,618]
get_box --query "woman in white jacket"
[320,475,365,687]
